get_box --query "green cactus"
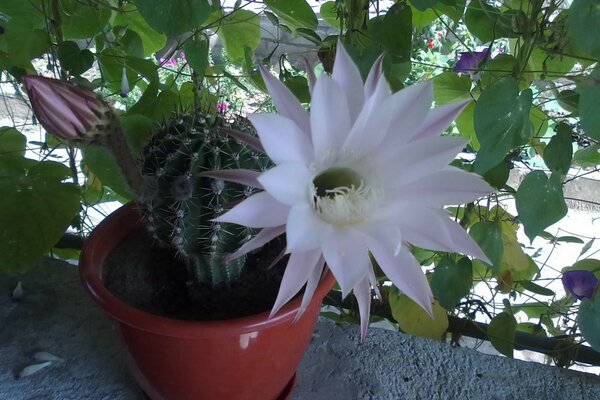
[138,111,270,289]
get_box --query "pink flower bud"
[22,76,111,141]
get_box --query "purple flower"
[453,49,490,74]
[22,76,110,141]
[216,102,229,113]
[0,26,5,35]
[160,57,179,68]
[562,270,598,300]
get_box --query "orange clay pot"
[80,203,334,400]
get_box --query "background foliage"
[1,0,600,368]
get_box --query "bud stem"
[98,115,145,199]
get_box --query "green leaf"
[296,28,321,45]
[81,144,133,200]
[487,312,517,357]
[579,239,596,259]
[60,0,112,40]
[431,257,473,310]
[519,281,555,296]
[0,0,47,29]
[264,11,280,26]
[217,10,261,64]
[469,221,504,272]
[574,143,600,167]
[579,296,600,351]
[474,77,533,174]
[412,8,437,30]
[284,75,310,103]
[98,48,138,93]
[578,68,600,140]
[543,123,573,176]
[530,48,576,79]
[368,3,412,61]
[135,0,211,36]
[556,89,579,114]
[568,0,600,58]
[119,29,145,59]
[389,288,449,341]
[127,58,161,117]
[3,20,50,68]
[516,322,547,337]
[480,54,517,89]
[57,41,94,76]
[0,161,80,274]
[455,102,479,150]
[411,0,436,12]
[432,72,471,105]
[482,156,510,189]
[265,0,318,30]
[0,127,27,158]
[515,171,568,241]
[320,2,340,29]
[464,0,501,43]
[120,114,154,155]
[184,37,209,74]
[555,236,585,244]
[565,258,600,274]
[113,4,167,56]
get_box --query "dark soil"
[103,230,287,321]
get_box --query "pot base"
[139,373,297,400]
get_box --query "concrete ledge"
[1,259,599,399]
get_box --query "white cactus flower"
[214,41,494,340]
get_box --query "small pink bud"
[22,76,110,141]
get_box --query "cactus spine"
[138,111,270,288]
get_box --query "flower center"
[311,167,377,226]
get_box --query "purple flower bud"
[562,270,598,300]
[22,76,110,141]
[453,49,490,74]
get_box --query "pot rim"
[79,203,335,338]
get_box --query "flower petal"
[270,248,322,317]
[302,56,317,95]
[332,40,365,122]
[408,99,471,142]
[293,257,326,323]
[198,169,263,189]
[385,206,488,263]
[342,68,392,155]
[364,54,385,100]
[353,277,373,342]
[225,225,286,262]
[220,127,264,152]
[377,81,434,148]
[363,231,433,317]
[213,191,289,228]
[259,64,311,135]
[433,209,491,263]
[310,76,352,159]
[286,203,332,252]
[393,167,493,207]
[258,163,310,205]
[249,114,313,165]
[377,136,468,188]
[321,227,370,298]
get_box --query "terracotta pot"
[80,203,334,400]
